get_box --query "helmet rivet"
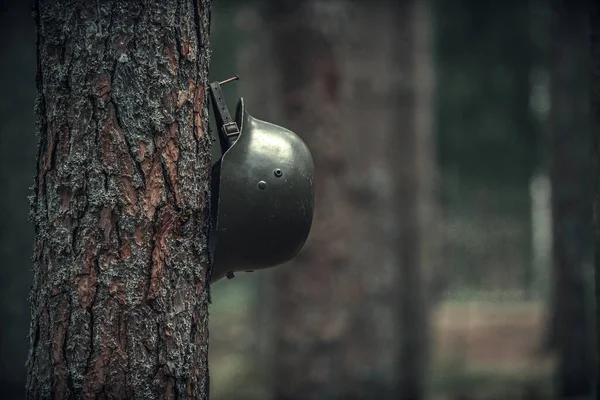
[258,180,267,189]
[274,169,283,177]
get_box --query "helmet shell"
[210,98,315,282]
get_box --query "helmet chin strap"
[209,76,240,151]
[209,76,241,281]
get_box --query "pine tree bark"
[549,0,594,397]
[27,0,212,398]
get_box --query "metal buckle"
[222,122,240,137]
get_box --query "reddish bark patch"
[80,232,97,274]
[102,104,134,176]
[142,154,164,220]
[75,269,96,310]
[100,103,139,215]
[83,352,107,397]
[148,205,177,301]
[165,43,178,74]
[189,80,196,99]
[97,206,126,270]
[95,74,111,101]
[85,296,129,397]
[120,240,132,261]
[164,122,181,205]
[166,375,176,400]
[99,206,112,241]
[119,177,138,216]
[109,278,127,306]
[181,33,191,59]
[191,80,205,140]
[100,126,118,170]
[51,305,69,398]
[135,225,145,246]
[155,368,176,399]
[139,141,148,160]
[194,113,203,140]
[59,186,72,216]
[75,232,98,308]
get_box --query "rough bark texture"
[27,0,213,398]
[267,1,435,399]
[549,0,594,397]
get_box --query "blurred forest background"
[0,0,595,399]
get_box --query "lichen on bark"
[27,0,213,398]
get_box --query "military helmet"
[209,78,315,283]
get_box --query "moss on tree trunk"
[27,0,212,398]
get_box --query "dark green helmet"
[209,81,315,283]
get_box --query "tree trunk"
[549,0,594,397]
[236,4,284,397]
[266,1,435,399]
[395,1,436,398]
[591,0,600,397]
[27,0,212,398]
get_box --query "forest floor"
[430,300,554,400]
[209,280,554,400]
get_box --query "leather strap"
[209,81,240,149]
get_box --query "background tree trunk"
[394,1,437,398]
[27,0,212,398]
[591,0,600,397]
[265,0,435,399]
[549,0,594,397]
